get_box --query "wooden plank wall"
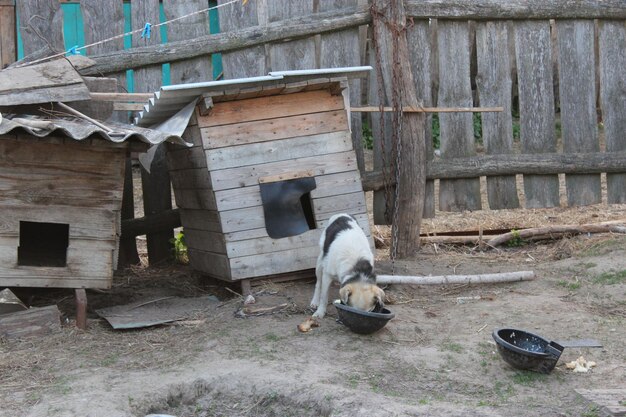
[0,0,15,69]
[0,137,125,288]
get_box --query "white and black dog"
[310,213,385,318]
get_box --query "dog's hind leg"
[312,272,333,318]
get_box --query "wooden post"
[75,289,88,330]
[0,1,16,69]
[371,0,426,258]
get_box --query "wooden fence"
[3,0,626,263]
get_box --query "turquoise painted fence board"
[16,1,222,91]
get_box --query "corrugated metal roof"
[135,66,372,127]
[0,113,190,146]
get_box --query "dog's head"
[339,282,385,313]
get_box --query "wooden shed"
[137,68,373,285]
[0,116,186,289]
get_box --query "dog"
[310,213,385,318]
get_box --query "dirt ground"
[1,196,625,417]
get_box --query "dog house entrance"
[259,176,317,239]
[18,221,69,267]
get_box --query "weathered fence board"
[16,0,64,56]
[598,21,626,204]
[0,2,16,69]
[218,0,267,78]
[268,0,315,71]
[556,20,601,206]
[515,20,559,208]
[407,19,435,217]
[319,0,364,173]
[476,21,519,209]
[437,20,481,211]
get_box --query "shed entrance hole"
[18,221,69,267]
[259,177,317,239]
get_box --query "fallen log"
[377,271,535,285]
[488,221,626,247]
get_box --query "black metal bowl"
[334,300,395,334]
[492,328,563,374]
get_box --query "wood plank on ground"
[515,20,559,208]
[0,305,61,340]
[476,20,520,209]
[201,110,349,149]
[598,21,626,204]
[557,20,601,206]
[437,20,482,211]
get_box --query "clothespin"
[66,45,79,55]
[242,0,249,5]
[141,22,152,39]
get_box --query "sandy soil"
[1,225,625,417]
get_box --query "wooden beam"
[405,0,626,20]
[120,208,181,239]
[90,92,154,102]
[361,151,626,191]
[79,5,371,75]
[353,106,503,113]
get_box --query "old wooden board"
[199,90,345,129]
[437,20,481,212]
[598,21,626,204]
[576,389,626,417]
[0,58,89,105]
[0,305,61,340]
[201,109,349,150]
[209,150,357,191]
[515,20,559,208]
[164,0,212,85]
[187,248,231,280]
[169,167,212,190]
[268,0,315,71]
[81,0,126,123]
[16,0,64,56]
[476,20,520,209]
[319,0,364,173]
[407,18,436,217]
[131,0,162,90]
[206,130,352,171]
[179,208,221,233]
[0,3,16,69]
[556,20,601,206]
[217,0,267,78]
[213,170,362,212]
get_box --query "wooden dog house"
[136,68,374,284]
[0,117,186,289]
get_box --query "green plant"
[582,405,601,417]
[511,371,544,387]
[557,279,582,291]
[473,113,483,143]
[431,114,440,150]
[440,340,464,353]
[362,121,374,150]
[507,229,524,247]
[170,230,188,264]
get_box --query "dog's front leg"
[310,263,323,310]
[312,272,333,318]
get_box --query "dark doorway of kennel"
[18,221,70,267]
[259,174,317,239]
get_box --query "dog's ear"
[339,285,352,305]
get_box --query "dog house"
[0,116,187,289]
[136,67,374,284]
